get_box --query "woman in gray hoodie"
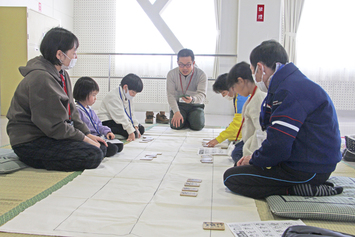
[6,27,105,171]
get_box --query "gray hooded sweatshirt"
[6,56,89,146]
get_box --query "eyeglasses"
[178,63,192,68]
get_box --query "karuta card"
[200,158,213,163]
[143,136,154,140]
[184,182,200,187]
[180,191,198,197]
[182,187,199,192]
[203,222,225,230]
[145,152,157,158]
[187,179,202,183]
[140,156,153,161]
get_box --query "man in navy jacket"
[224,40,342,199]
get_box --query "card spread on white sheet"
[140,156,153,161]
[182,187,199,192]
[184,182,200,187]
[227,220,305,237]
[186,178,202,183]
[198,147,228,156]
[200,157,213,163]
[145,152,161,158]
[180,191,198,197]
[142,136,154,140]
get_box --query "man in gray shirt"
[166,49,208,131]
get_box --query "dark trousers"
[231,140,244,163]
[102,120,145,139]
[170,103,205,131]
[223,162,331,199]
[100,142,123,157]
[13,137,104,171]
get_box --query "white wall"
[237,0,282,63]
[218,0,239,74]
[0,0,74,31]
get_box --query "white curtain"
[283,0,304,64]
[296,0,355,82]
[212,0,221,79]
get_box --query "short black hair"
[177,48,195,62]
[73,77,99,102]
[212,73,228,93]
[121,73,143,92]
[227,62,253,88]
[250,39,288,70]
[40,27,79,66]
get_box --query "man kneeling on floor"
[166,48,208,131]
[223,40,343,199]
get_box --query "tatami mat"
[0,148,81,227]
[257,161,355,235]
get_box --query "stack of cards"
[140,152,162,161]
[200,154,213,163]
[139,136,154,143]
[180,178,202,197]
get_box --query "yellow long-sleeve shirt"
[215,94,249,143]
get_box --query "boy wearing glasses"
[166,48,208,131]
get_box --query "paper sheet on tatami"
[0,126,260,237]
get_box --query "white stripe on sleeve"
[272,121,299,132]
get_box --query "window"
[114,0,217,78]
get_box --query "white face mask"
[124,87,134,101]
[225,95,234,101]
[60,52,77,70]
[254,65,268,93]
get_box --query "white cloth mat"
[0,126,260,237]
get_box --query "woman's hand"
[83,135,100,148]
[87,134,107,146]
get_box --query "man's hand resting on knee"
[171,111,184,128]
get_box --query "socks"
[289,183,343,196]
[314,185,343,196]
[105,142,118,157]
[115,143,124,153]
